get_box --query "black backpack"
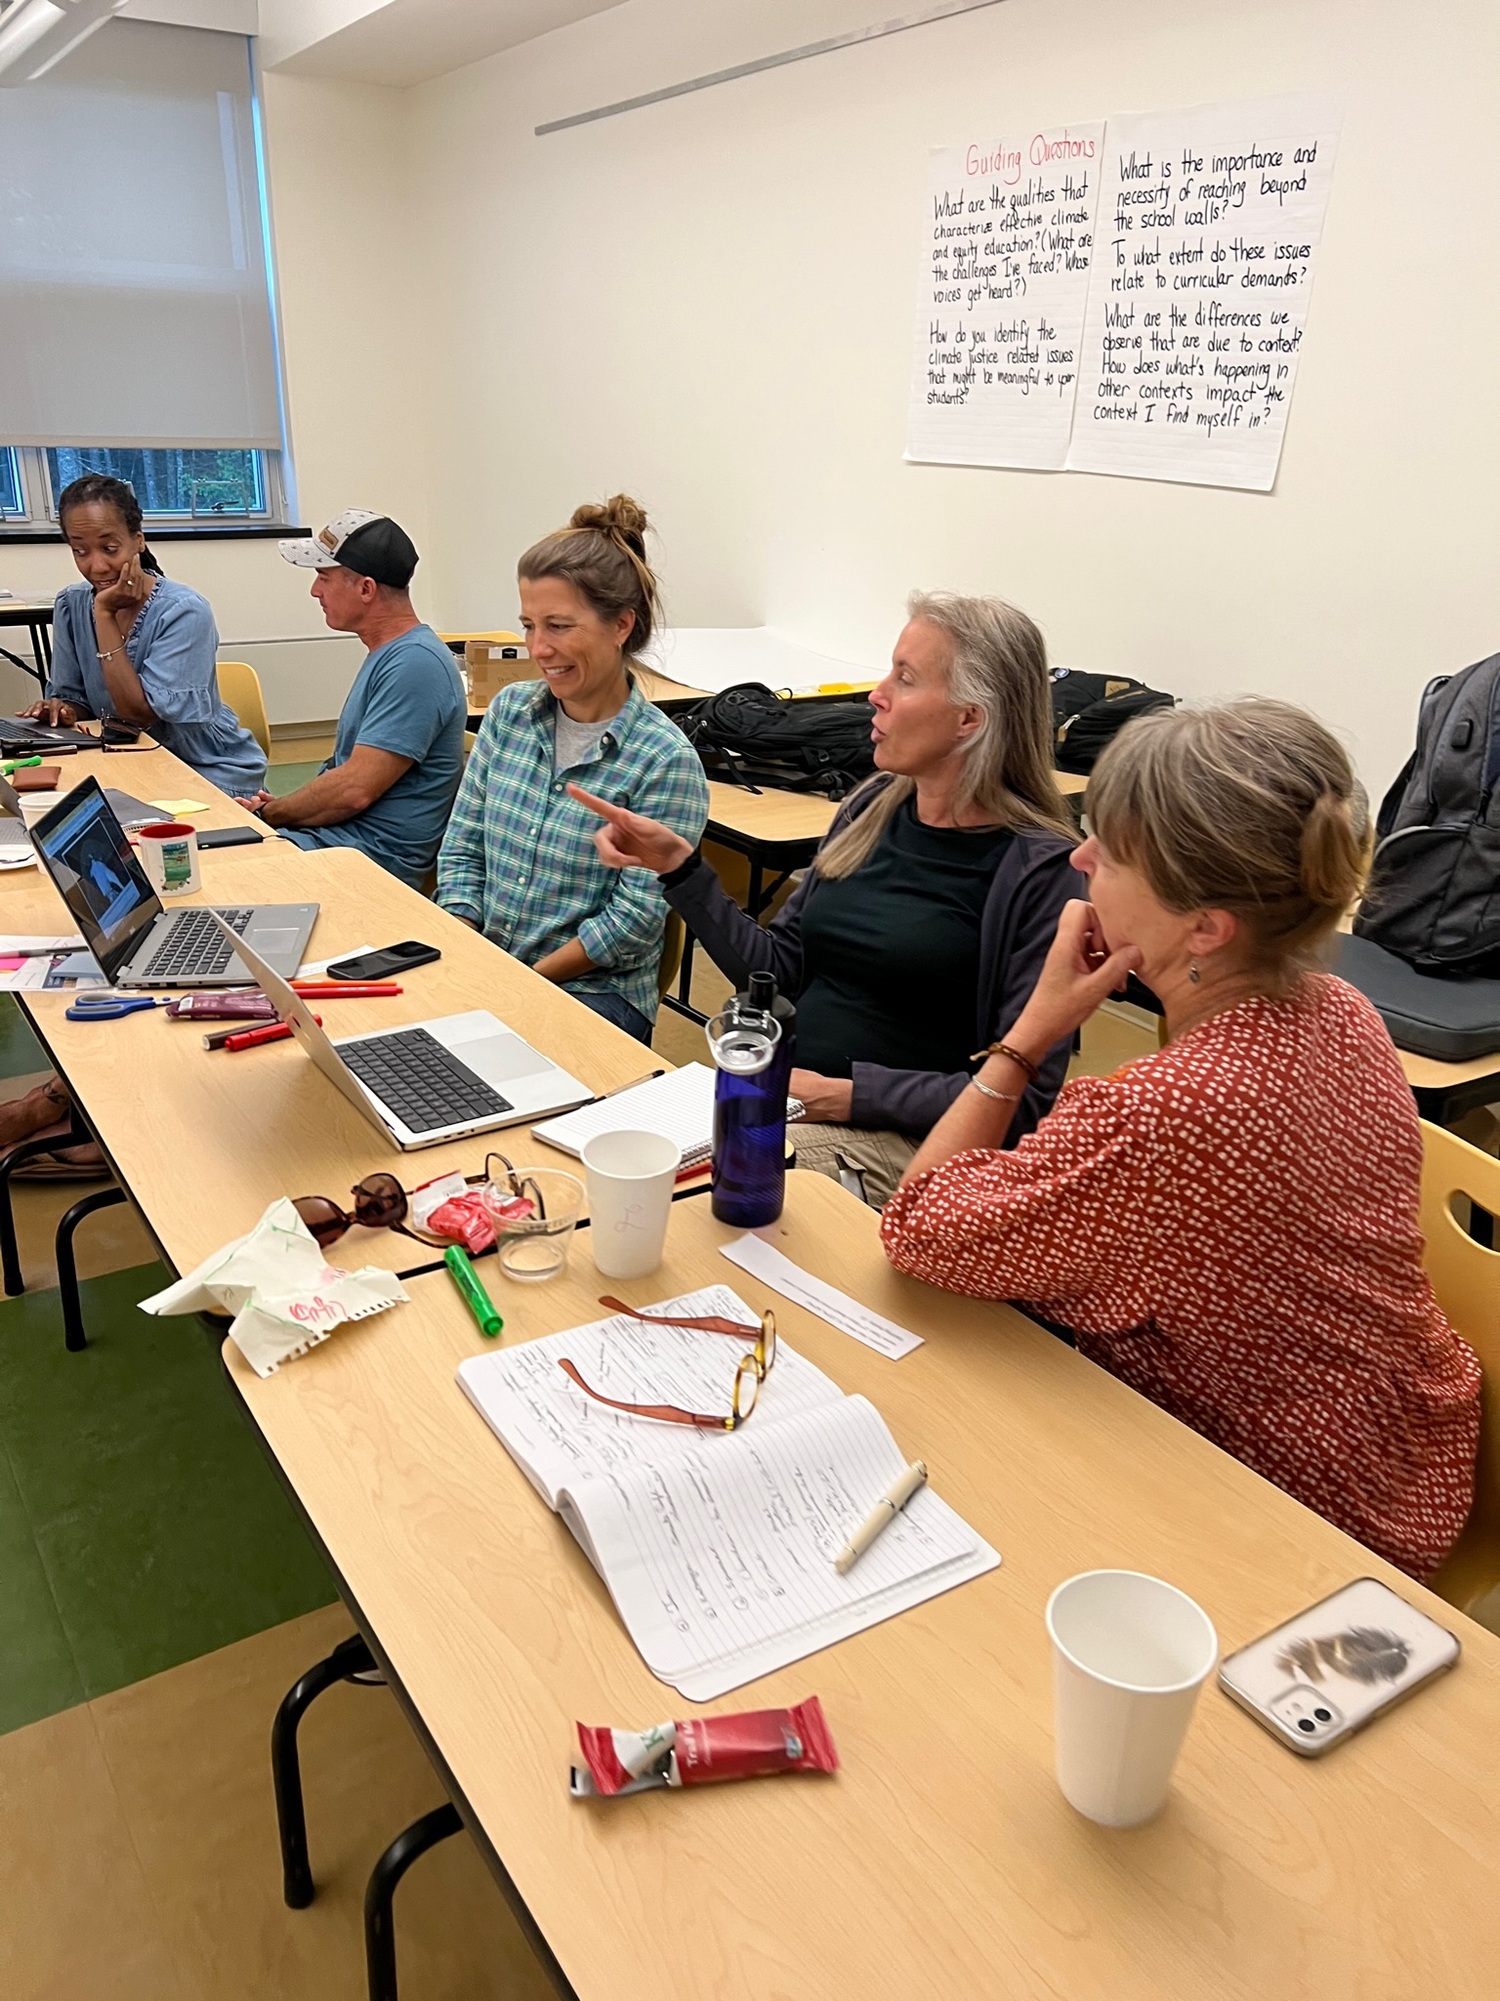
[678,682,876,799]
[1354,652,1500,975]
[1050,668,1175,774]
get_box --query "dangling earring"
[1188,959,1201,984]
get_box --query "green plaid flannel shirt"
[436,677,709,1022]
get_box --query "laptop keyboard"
[339,1028,513,1135]
[140,907,255,980]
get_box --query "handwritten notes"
[906,124,1104,470]
[908,97,1342,490]
[1067,96,1341,488]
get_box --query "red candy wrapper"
[571,1697,837,1798]
[424,1191,498,1254]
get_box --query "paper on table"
[562,1393,995,1701]
[0,934,85,991]
[139,1197,408,1377]
[720,1234,923,1359]
[149,797,211,815]
[296,944,376,980]
[458,1285,847,1506]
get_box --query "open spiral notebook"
[457,1284,998,1700]
[531,1062,804,1170]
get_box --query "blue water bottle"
[708,972,796,1228]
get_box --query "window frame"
[0,445,297,539]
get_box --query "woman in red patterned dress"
[880,699,1480,1578]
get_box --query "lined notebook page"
[564,1395,999,1701]
[457,1285,845,1507]
[531,1064,717,1164]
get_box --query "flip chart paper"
[907,123,1104,470]
[1067,95,1342,489]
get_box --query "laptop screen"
[30,777,161,982]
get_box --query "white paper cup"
[1046,1570,1218,1828]
[581,1129,681,1280]
[137,821,199,897]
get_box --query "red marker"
[221,1016,321,1053]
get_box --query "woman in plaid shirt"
[436,497,708,1041]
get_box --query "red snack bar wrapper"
[571,1697,837,1798]
[166,991,276,1022]
[425,1190,498,1254]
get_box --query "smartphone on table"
[326,941,442,981]
[1219,1577,1460,1755]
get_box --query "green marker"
[444,1243,503,1339]
[0,756,41,776]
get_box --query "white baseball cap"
[278,510,419,588]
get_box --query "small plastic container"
[480,1167,585,1282]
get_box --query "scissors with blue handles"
[65,993,165,1022]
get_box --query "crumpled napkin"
[139,1197,408,1377]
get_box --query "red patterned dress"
[880,975,1480,1577]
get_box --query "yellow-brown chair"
[217,659,272,758]
[1419,1119,1500,1614]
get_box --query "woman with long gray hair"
[572,590,1080,1204]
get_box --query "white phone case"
[1218,1577,1459,1755]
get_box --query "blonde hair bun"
[1086,697,1370,984]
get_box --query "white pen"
[833,1459,928,1575]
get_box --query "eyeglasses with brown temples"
[556,1295,778,1432]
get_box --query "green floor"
[0,767,341,1741]
[0,1264,336,1737]
[266,759,322,796]
[0,994,46,1083]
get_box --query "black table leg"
[364,1803,464,2001]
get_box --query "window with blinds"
[0,16,291,530]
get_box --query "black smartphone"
[326,941,442,981]
[196,826,265,849]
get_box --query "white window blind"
[0,18,281,450]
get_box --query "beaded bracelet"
[969,1040,1041,1083]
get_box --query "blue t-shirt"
[283,623,465,887]
[48,578,266,798]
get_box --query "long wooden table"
[221,1172,1500,2001]
[7,743,1500,1999]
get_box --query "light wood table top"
[0,747,661,1276]
[705,780,838,845]
[224,1169,1500,2001]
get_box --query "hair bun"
[570,493,649,558]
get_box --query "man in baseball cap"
[237,509,465,888]
[278,510,419,590]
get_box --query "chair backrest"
[217,660,271,758]
[1419,1119,1500,1605]
[657,910,686,998]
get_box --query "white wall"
[400,0,1500,796]
[0,64,423,727]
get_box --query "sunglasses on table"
[557,1295,778,1433]
[294,1152,546,1251]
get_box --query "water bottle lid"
[747,972,776,1010]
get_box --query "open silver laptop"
[31,777,318,988]
[211,913,592,1149]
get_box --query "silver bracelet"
[970,1076,1021,1104]
[97,645,123,662]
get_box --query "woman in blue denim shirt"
[24,475,266,797]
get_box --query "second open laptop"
[210,913,592,1149]
[30,777,318,988]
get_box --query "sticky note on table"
[150,797,212,815]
